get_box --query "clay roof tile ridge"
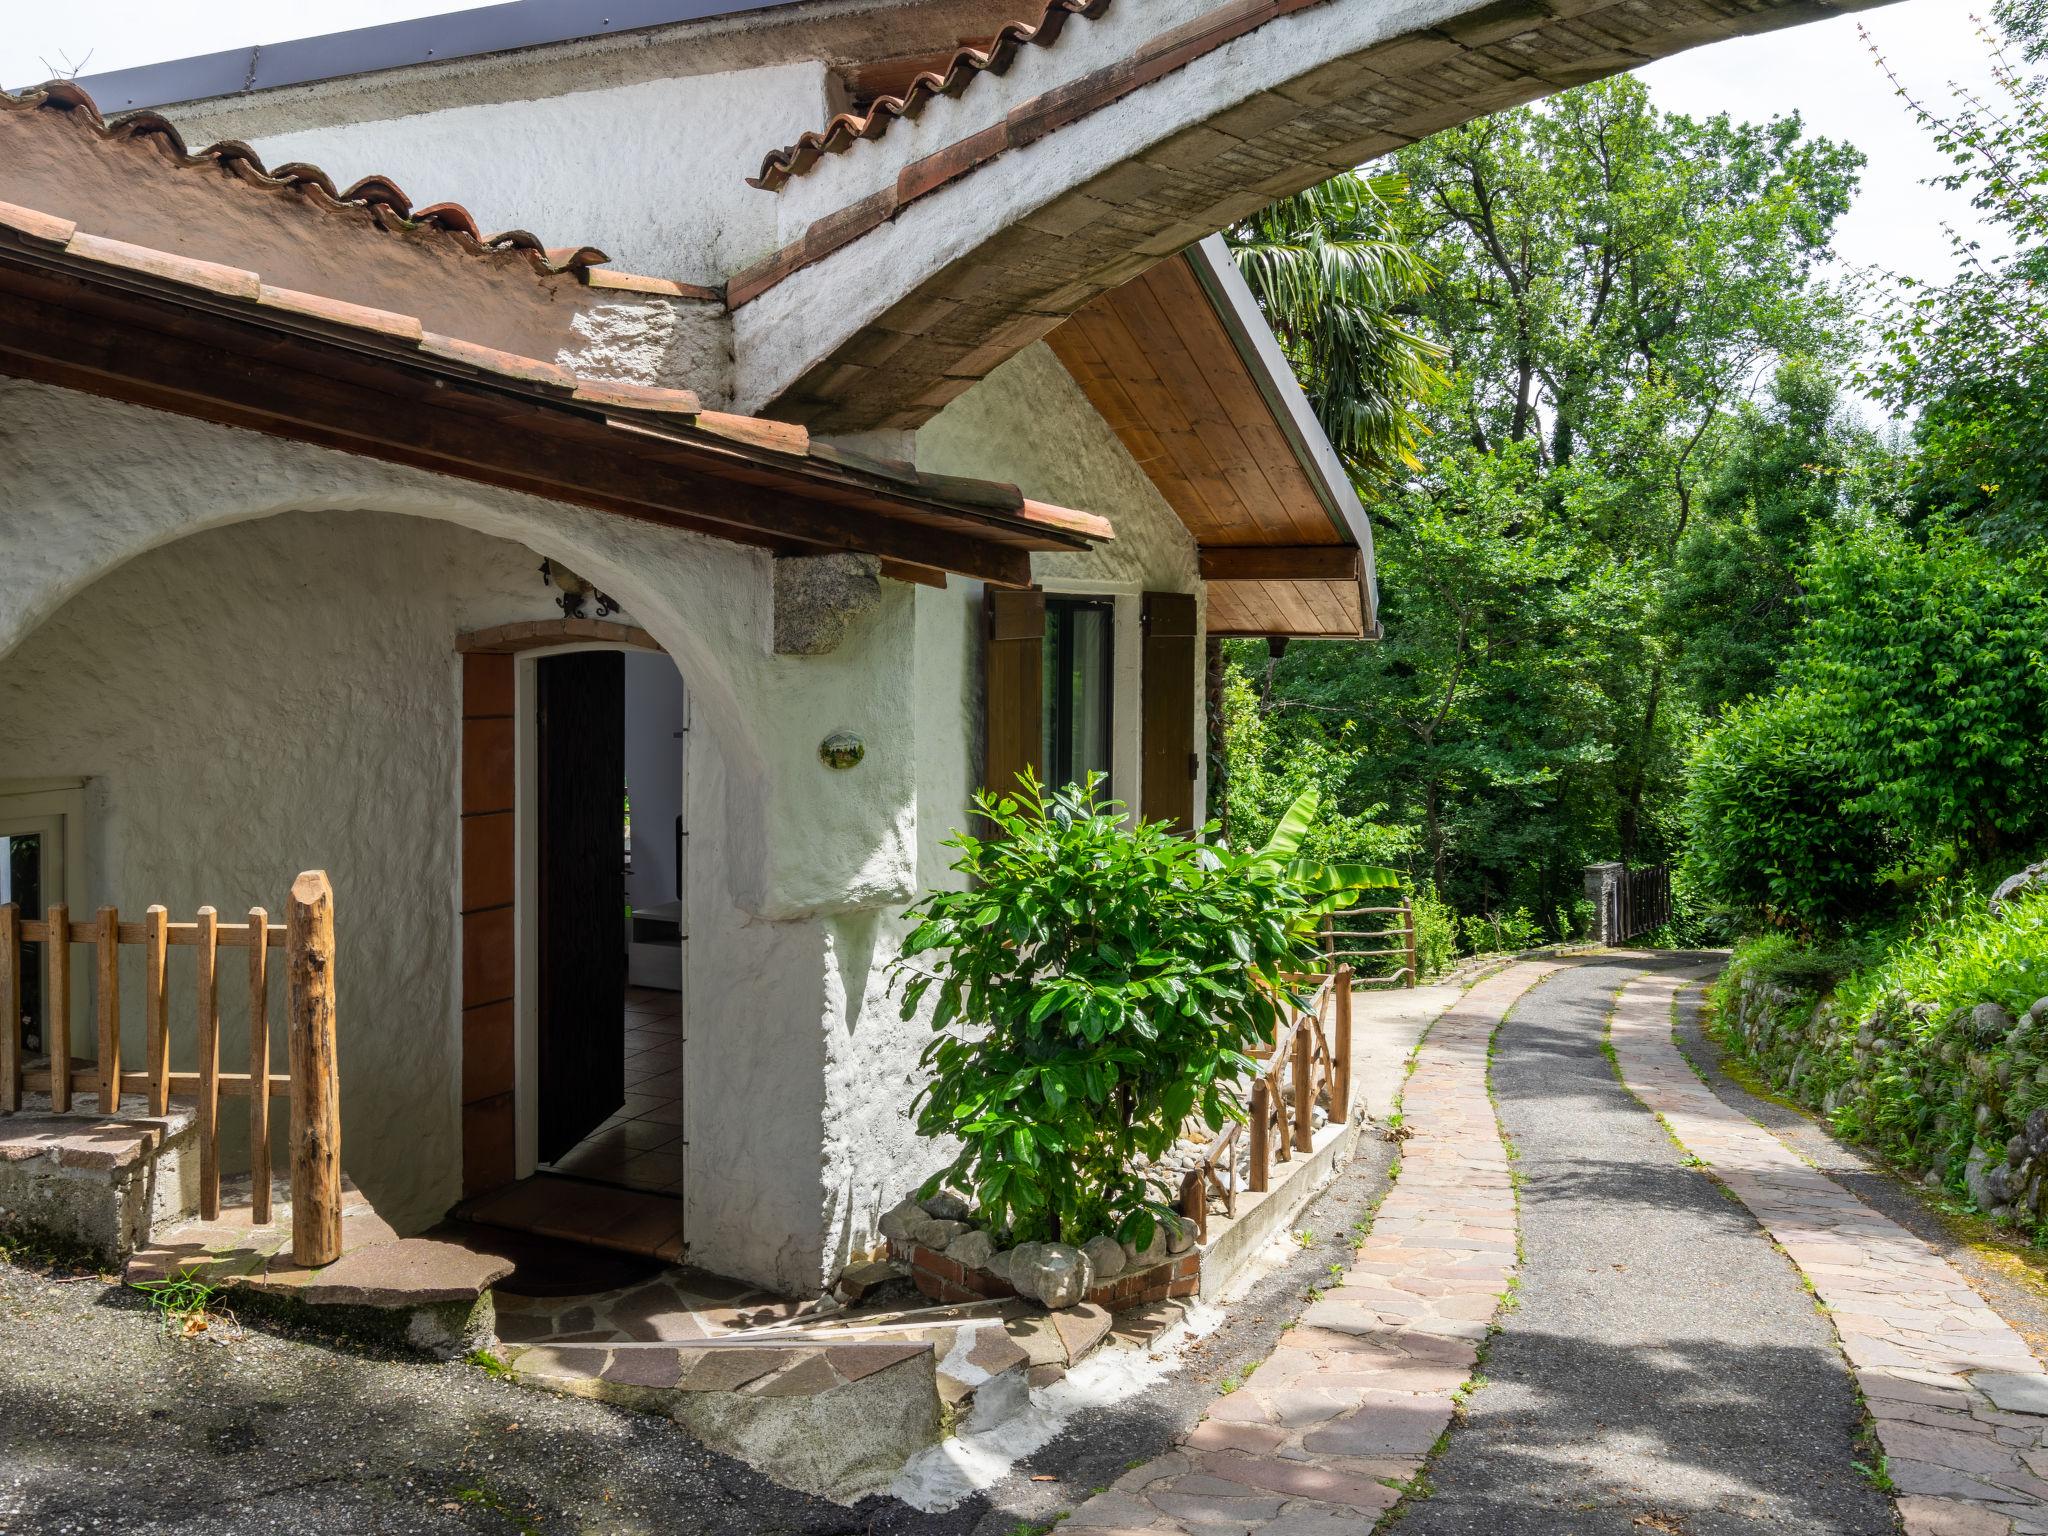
[746,0,1114,191]
[1,80,613,278]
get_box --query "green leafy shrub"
[896,776,1392,1248]
[1410,883,1458,979]
[1459,907,1541,955]
[1683,686,1893,932]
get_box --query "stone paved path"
[1404,956,1893,1535]
[1614,968,2048,1536]
[1065,960,1556,1533]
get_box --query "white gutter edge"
[1183,233,1381,640]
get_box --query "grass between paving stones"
[1375,990,1534,1527]
[1598,982,1903,1524]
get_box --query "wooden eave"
[0,225,1105,587]
[1047,236,1379,640]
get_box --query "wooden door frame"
[455,619,670,1197]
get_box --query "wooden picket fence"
[1179,965,1352,1243]
[0,870,342,1266]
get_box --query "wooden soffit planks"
[1048,248,1374,639]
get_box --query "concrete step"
[0,1095,198,1265]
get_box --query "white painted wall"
[0,509,561,1232]
[235,63,834,287]
[0,339,1205,1295]
[0,379,925,1290]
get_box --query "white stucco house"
[0,0,1855,1294]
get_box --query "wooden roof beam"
[1199,545,1362,583]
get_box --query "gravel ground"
[1672,979,2048,1364]
[0,1135,1395,1536]
[1395,955,1896,1536]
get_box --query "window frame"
[1042,594,1117,796]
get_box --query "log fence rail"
[0,871,343,1266]
[1323,901,1418,989]
[1179,964,1353,1243]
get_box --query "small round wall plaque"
[820,731,865,770]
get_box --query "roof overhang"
[1048,234,1379,640]
[0,83,1110,588]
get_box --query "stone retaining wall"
[1719,964,2048,1232]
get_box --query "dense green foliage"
[1866,14,2048,546]
[897,777,1390,1247]
[1224,77,1869,939]
[1229,171,1446,475]
[1681,688,1889,931]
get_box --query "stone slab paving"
[1614,969,2048,1536]
[1062,961,1556,1534]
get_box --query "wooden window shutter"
[1141,591,1199,832]
[984,588,1045,799]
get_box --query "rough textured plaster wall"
[0,379,936,1290]
[239,62,833,286]
[807,346,1212,1281]
[0,380,921,924]
[682,742,831,1292]
[0,511,560,1233]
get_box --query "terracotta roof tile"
[256,282,425,342]
[748,0,1113,191]
[67,229,261,300]
[2,80,615,280]
[0,198,76,246]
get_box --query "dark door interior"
[536,651,627,1164]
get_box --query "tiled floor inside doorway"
[542,985,682,1197]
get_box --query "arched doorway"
[455,619,693,1259]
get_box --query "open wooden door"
[536,651,627,1163]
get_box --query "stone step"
[0,1096,199,1265]
[126,1175,509,1358]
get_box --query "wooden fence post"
[1403,900,1419,988]
[0,904,17,1113]
[1332,965,1353,1126]
[1292,1023,1314,1153]
[45,903,69,1111]
[143,907,168,1115]
[1248,1080,1271,1193]
[95,906,120,1113]
[247,905,272,1226]
[195,907,219,1219]
[287,871,342,1267]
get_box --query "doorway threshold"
[457,1173,684,1264]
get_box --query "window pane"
[1069,605,1113,792]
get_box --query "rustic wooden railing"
[1324,902,1418,988]
[1178,964,1352,1243]
[0,870,342,1266]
